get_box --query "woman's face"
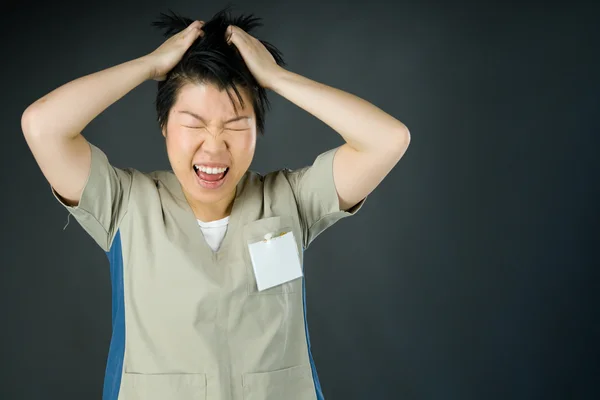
[163,82,257,210]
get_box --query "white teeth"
[194,165,228,174]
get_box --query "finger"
[177,22,196,40]
[226,26,233,43]
[226,25,239,44]
[228,25,253,46]
[183,20,202,35]
[184,22,204,40]
[189,20,204,29]
[194,21,206,37]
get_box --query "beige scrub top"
[53,142,365,400]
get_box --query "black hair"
[151,6,285,136]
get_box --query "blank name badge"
[247,230,303,291]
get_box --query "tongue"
[197,170,226,182]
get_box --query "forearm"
[269,68,410,153]
[22,56,153,141]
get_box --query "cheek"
[166,130,194,167]
[230,132,256,162]
[235,129,256,151]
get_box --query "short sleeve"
[51,142,133,252]
[285,146,366,250]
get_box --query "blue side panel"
[103,230,126,400]
[302,250,325,400]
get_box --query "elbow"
[401,126,411,147]
[21,106,39,139]
[21,103,47,139]
[390,125,411,155]
[21,104,61,142]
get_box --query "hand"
[226,25,284,90]
[144,20,205,81]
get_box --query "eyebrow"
[177,110,250,124]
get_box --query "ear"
[162,127,167,138]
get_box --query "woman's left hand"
[226,25,284,90]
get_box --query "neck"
[184,189,236,223]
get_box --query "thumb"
[226,26,233,44]
[184,20,204,39]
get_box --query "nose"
[200,129,228,153]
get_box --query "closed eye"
[183,126,249,131]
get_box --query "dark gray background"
[2,0,599,399]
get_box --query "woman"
[21,8,410,400]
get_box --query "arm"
[21,57,153,206]
[226,25,410,211]
[21,21,204,206]
[269,70,410,210]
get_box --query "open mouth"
[193,164,230,183]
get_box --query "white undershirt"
[197,216,230,252]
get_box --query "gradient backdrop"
[2,0,599,399]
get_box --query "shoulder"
[247,167,298,193]
[125,168,173,187]
[121,168,180,201]
[237,168,300,214]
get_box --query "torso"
[108,169,318,400]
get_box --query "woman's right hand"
[144,20,205,81]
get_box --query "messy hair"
[151,6,286,135]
